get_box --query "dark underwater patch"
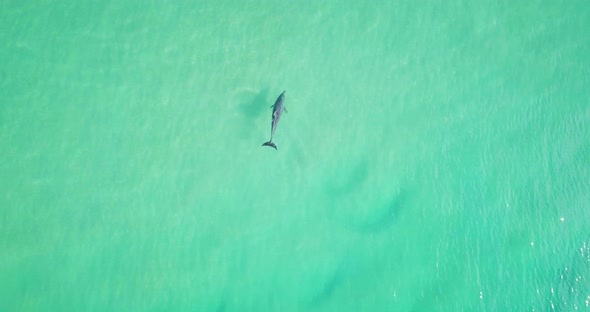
[307,256,360,307]
[325,160,369,197]
[354,188,407,233]
[239,88,269,119]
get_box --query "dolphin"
[262,91,286,150]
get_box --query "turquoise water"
[1,1,589,311]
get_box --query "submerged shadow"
[239,88,269,119]
[308,271,342,307]
[325,160,369,197]
[307,256,360,307]
[355,189,407,233]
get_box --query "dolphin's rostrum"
[262,91,286,150]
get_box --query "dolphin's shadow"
[239,88,269,119]
[354,188,407,233]
[325,160,369,197]
[323,159,407,234]
[307,256,361,307]
[307,267,344,307]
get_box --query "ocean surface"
[1,1,589,311]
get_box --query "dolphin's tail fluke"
[262,141,277,150]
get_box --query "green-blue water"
[2,1,589,311]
